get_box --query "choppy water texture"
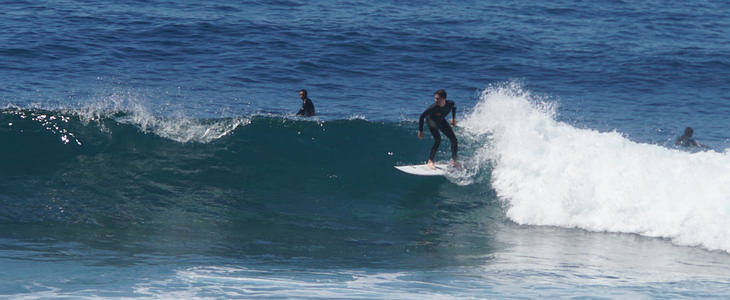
[2,1,730,298]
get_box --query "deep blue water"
[2,1,730,298]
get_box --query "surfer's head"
[684,127,694,137]
[299,89,308,100]
[434,89,446,106]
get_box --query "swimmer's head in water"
[684,127,694,137]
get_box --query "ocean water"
[2,0,730,299]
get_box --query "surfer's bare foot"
[427,160,436,170]
[450,159,460,168]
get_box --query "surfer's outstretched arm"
[418,105,433,138]
[418,108,429,132]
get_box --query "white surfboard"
[394,163,449,176]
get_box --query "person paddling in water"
[418,89,457,169]
[296,89,315,117]
[675,127,708,148]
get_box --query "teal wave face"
[0,109,498,263]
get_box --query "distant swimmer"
[296,89,315,117]
[418,89,457,169]
[675,127,707,148]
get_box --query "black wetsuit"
[297,97,315,117]
[419,100,457,161]
[675,135,697,147]
[676,135,700,147]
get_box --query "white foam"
[73,91,249,144]
[131,266,466,299]
[347,114,367,121]
[115,111,248,144]
[462,82,730,253]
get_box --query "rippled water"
[2,1,730,298]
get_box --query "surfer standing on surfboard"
[418,89,457,169]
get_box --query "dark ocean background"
[2,1,730,298]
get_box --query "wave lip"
[114,113,249,144]
[462,83,730,253]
